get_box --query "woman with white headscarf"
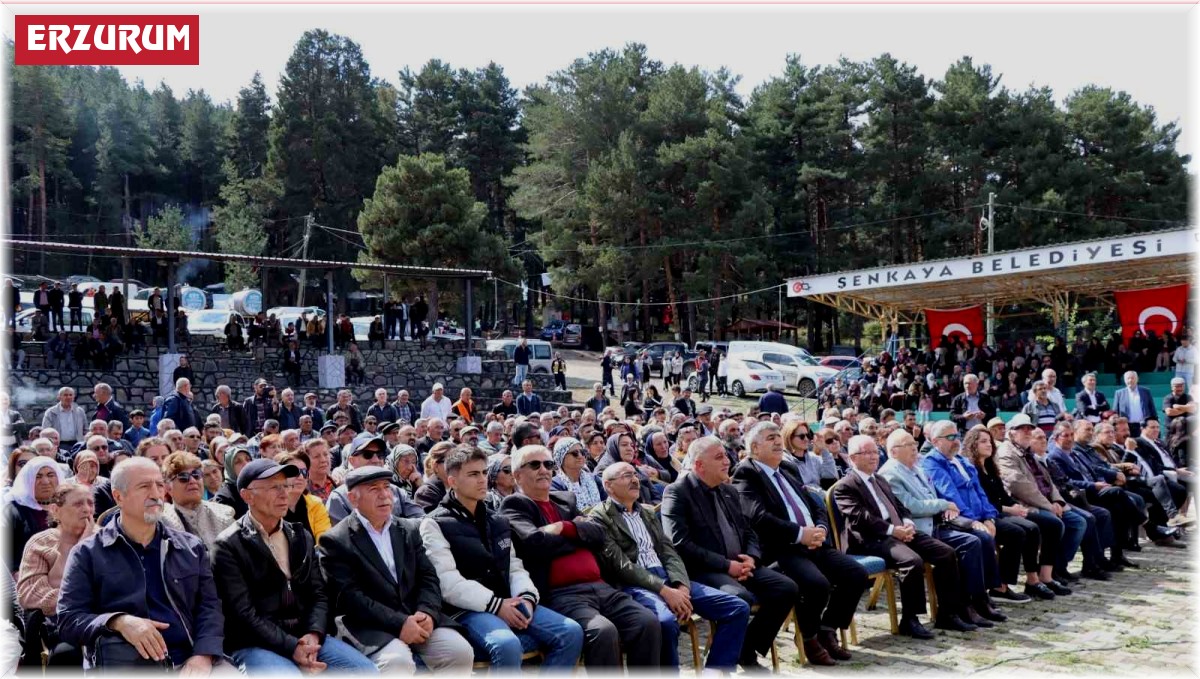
[550,437,606,511]
[2,457,60,574]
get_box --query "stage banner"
[925,306,984,344]
[1113,284,1189,345]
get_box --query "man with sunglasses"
[325,437,423,524]
[501,445,661,668]
[161,451,234,553]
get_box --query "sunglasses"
[824,438,836,445]
[172,470,203,483]
[500,467,512,474]
[89,445,109,451]
[356,449,381,460]
[792,433,812,440]
[940,434,961,441]
[564,449,583,458]
[522,459,558,472]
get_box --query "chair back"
[824,488,850,554]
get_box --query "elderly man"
[731,423,867,664]
[162,378,199,432]
[42,387,87,451]
[416,418,446,458]
[477,422,505,455]
[515,381,542,418]
[319,466,473,673]
[326,437,424,524]
[501,444,661,668]
[421,384,454,422]
[451,388,475,424]
[57,457,224,671]
[419,448,583,669]
[242,379,280,436]
[1092,422,1181,547]
[994,415,1082,594]
[212,459,377,674]
[592,461,750,671]
[91,383,130,431]
[366,388,398,425]
[1113,371,1156,437]
[391,390,415,425]
[1073,373,1111,424]
[950,375,995,432]
[1163,377,1196,428]
[831,435,962,639]
[1124,419,1192,528]
[662,436,798,670]
[492,390,518,418]
[879,426,1000,629]
[276,388,304,431]
[160,451,235,553]
[210,385,246,435]
[1028,369,1067,413]
[757,383,789,416]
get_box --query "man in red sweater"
[500,444,661,668]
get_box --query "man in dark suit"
[1073,373,1111,424]
[1129,419,1193,528]
[830,434,962,639]
[950,375,996,432]
[318,467,474,672]
[48,282,65,332]
[91,382,130,431]
[731,423,869,664]
[500,444,661,668]
[1113,371,1156,437]
[661,436,798,671]
[211,385,248,435]
[33,282,51,320]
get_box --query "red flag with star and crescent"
[1113,284,1189,345]
[925,306,985,345]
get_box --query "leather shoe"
[1100,558,1124,572]
[1046,580,1072,596]
[1081,567,1112,581]
[1053,569,1080,583]
[803,638,837,666]
[898,616,935,640]
[935,614,978,632]
[1115,556,1140,569]
[818,630,852,661]
[963,606,994,628]
[738,659,770,674]
[974,599,1008,622]
[1125,542,1143,552]
[1023,582,1056,600]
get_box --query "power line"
[491,276,785,307]
[995,203,1188,224]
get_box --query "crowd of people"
[0,330,1193,675]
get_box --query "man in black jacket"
[500,444,660,668]
[419,448,583,669]
[950,375,996,432]
[325,389,363,432]
[242,379,280,437]
[319,467,473,672]
[67,285,85,331]
[210,385,247,435]
[661,436,798,672]
[48,282,65,332]
[732,422,868,665]
[212,459,377,674]
[91,382,131,431]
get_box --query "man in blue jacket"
[162,378,199,432]
[57,456,224,671]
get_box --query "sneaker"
[1167,515,1195,527]
[990,587,1033,604]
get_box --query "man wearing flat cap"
[213,459,378,674]
[381,422,401,448]
[326,437,424,524]
[319,467,474,673]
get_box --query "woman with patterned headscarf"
[483,455,517,511]
[550,437,606,511]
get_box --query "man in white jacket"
[419,447,584,668]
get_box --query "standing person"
[419,448,584,669]
[552,353,568,391]
[513,338,531,387]
[669,352,684,389]
[1,278,16,329]
[33,283,52,325]
[1113,371,1156,438]
[515,381,542,417]
[695,351,710,403]
[712,349,725,397]
[212,459,378,674]
[67,286,84,332]
[1173,336,1194,385]
[92,286,108,324]
[108,286,125,325]
[411,295,429,347]
[41,387,87,451]
[600,353,615,397]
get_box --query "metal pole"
[297,214,312,307]
[166,263,177,354]
[382,273,390,338]
[985,192,996,347]
[493,278,498,334]
[325,271,335,355]
[465,279,474,354]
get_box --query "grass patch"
[1125,636,1155,650]
[994,638,1025,648]
[1037,632,1069,643]
[963,654,994,666]
[1160,588,1190,596]
[1044,652,1082,667]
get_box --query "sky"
[0,4,1192,155]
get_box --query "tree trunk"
[663,256,679,342]
[427,281,440,329]
[639,219,651,342]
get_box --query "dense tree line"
[9,35,1190,347]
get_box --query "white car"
[187,309,246,338]
[723,358,788,397]
[485,339,554,374]
[14,307,97,335]
[727,341,837,397]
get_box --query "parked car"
[485,338,554,374]
[642,342,697,378]
[689,357,786,397]
[819,356,862,371]
[725,340,837,397]
[539,319,566,342]
[694,341,730,358]
[560,323,583,347]
[15,307,96,336]
[187,308,247,338]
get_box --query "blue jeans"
[1056,507,1088,571]
[230,636,378,676]
[458,605,584,669]
[513,364,528,386]
[624,566,750,671]
[935,525,1001,594]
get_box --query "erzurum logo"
[15,15,199,66]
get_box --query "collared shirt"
[1127,387,1144,424]
[752,459,813,542]
[949,456,971,481]
[1142,437,1177,471]
[964,393,982,429]
[852,468,911,533]
[618,505,663,570]
[355,510,396,578]
[53,405,84,441]
[1081,390,1102,423]
[247,512,291,577]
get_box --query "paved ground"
[677,534,1195,675]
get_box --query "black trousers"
[994,515,1041,582]
[694,564,798,661]
[858,533,958,620]
[1021,508,1065,567]
[1123,480,1171,536]
[547,581,661,667]
[773,547,869,637]
[1087,485,1141,558]
[554,373,567,390]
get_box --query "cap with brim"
[696,404,713,416]
[986,417,1006,429]
[1006,413,1036,430]
[351,436,387,457]
[237,459,300,491]
[320,423,337,433]
[460,425,481,436]
[380,422,399,435]
[345,466,394,491]
[822,416,841,426]
[337,424,357,436]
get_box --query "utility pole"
[296,214,313,306]
[983,192,996,346]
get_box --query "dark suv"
[642,342,697,378]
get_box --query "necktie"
[772,473,808,527]
[867,477,903,527]
[711,489,742,559]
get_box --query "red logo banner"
[15,15,199,66]
[925,306,984,345]
[1113,284,1189,345]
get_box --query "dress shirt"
[752,460,813,543]
[248,512,291,578]
[852,468,912,535]
[355,509,396,579]
[1127,387,1144,424]
[1142,438,1177,471]
[619,506,663,570]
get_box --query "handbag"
[90,636,173,673]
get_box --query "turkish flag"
[1114,284,1189,345]
[926,306,984,345]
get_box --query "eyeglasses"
[611,471,638,481]
[186,434,202,440]
[355,449,381,460]
[522,459,558,472]
[89,445,108,451]
[249,483,289,495]
[564,449,583,458]
[172,470,203,483]
[296,468,309,478]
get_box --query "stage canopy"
[785,227,1195,336]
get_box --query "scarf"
[11,457,59,511]
[552,437,602,511]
